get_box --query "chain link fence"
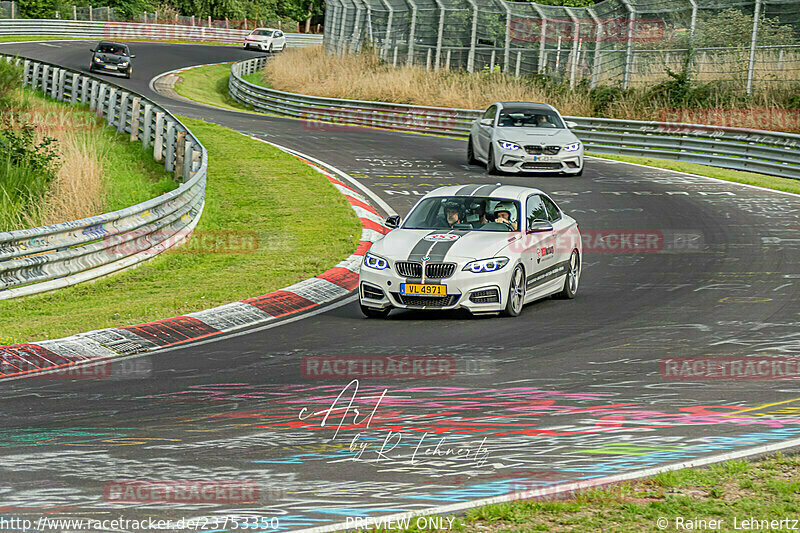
[324,0,800,93]
[0,1,15,18]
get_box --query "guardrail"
[229,56,800,180]
[0,54,207,300]
[0,20,323,46]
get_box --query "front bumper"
[496,147,583,174]
[358,263,513,314]
[244,40,272,50]
[90,63,130,75]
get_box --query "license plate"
[533,156,555,162]
[103,65,117,70]
[401,283,447,296]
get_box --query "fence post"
[515,51,521,77]
[379,0,393,57]
[407,0,417,66]
[22,60,29,86]
[81,76,90,104]
[621,0,635,89]
[566,7,580,88]
[490,49,496,71]
[466,0,477,73]
[532,4,547,74]
[174,130,186,180]
[142,104,153,148]
[41,65,49,94]
[50,68,60,99]
[746,0,761,95]
[426,48,432,71]
[73,5,77,20]
[130,98,141,141]
[165,121,176,172]
[433,0,445,71]
[57,70,66,101]
[153,112,165,161]
[393,46,399,67]
[208,15,211,28]
[117,91,130,134]
[502,2,511,73]
[587,7,602,88]
[183,140,193,182]
[107,87,117,126]
[88,5,92,21]
[10,1,14,18]
[350,0,364,53]
[445,49,451,70]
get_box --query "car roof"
[252,27,279,31]
[97,41,128,48]
[423,184,548,201]
[496,102,557,112]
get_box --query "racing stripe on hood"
[424,230,470,262]
[406,231,443,262]
[472,184,502,197]
[455,184,483,196]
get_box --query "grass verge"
[171,62,254,113]
[1,86,174,230]
[0,117,362,342]
[349,453,800,532]
[587,152,800,195]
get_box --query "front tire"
[361,304,391,318]
[125,67,132,79]
[575,167,583,176]
[502,264,526,317]
[486,147,500,175]
[556,249,580,299]
[467,136,479,166]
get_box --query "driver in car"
[493,202,518,230]
[444,202,463,228]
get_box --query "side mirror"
[89,48,95,52]
[385,215,401,229]
[480,118,493,127]
[528,219,554,233]
[565,120,578,129]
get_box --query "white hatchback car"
[358,184,582,318]
[243,28,286,52]
[468,102,584,176]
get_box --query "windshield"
[498,108,564,129]
[97,44,127,55]
[402,196,521,232]
[252,30,273,36]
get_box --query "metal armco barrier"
[0,54,208,300]
[0,20,323,46]
[229,56,800,180]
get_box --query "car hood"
[494,127,578,145]
[246,35,272,40]
[95,53,129,64]
[370,229,514,263]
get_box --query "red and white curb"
[0,145,390,380]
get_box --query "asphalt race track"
[2,41,800,532]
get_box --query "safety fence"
[0,54,208,300]
[324,0,800,93]
[0,19,323,46]
[229,56,800,179]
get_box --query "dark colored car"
[89,41,135,79]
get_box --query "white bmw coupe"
[358,184,582,318]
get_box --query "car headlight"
[93,57,103,63]
[563,142,581,152]
[119,62,129,67]
[463,257,509,273]
[364,252,389,270]
[498,141,521,151]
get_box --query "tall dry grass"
[263,46,596,115]
[5,91,107,229]
[263,46,800,133]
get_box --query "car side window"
[483,105,497,121]
[276,31,283,37]
[526,195,548,230]
[541,195,561,222]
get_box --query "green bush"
[0,59,22,111]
